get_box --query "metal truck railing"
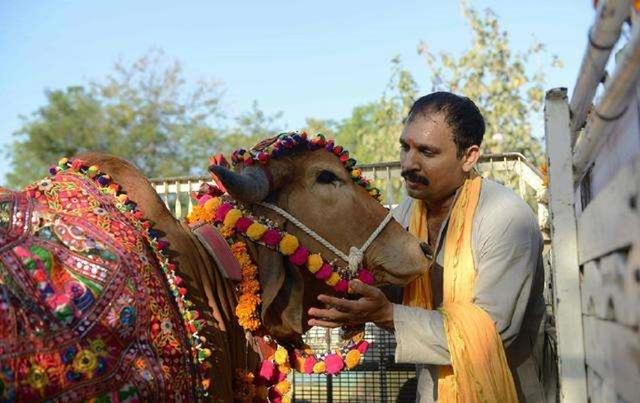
[151,152,548,231]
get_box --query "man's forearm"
[393,304,451,366]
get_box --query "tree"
[7,86,108,187]
[7,49,225,187]
[221,100,285,152]
[331,2,560,167]
[417,1,562,163]
[333,56,417,164]
[302,117,338,140]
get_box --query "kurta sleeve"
[393,188,541,366]
[394,303,451,365]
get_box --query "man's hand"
[307,280,395,332]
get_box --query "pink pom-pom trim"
[197,194,212,206]
[358,269,375,285]
[334,279,349,293]
[315,263,333,280]
[257,360,278,383]
[289,246,309,266]
[262,229,281,247]
[303,356,317,374]
[356,340,370,354]
[324,354,344,374]
[235,217,254,233]
[214,203,233,222]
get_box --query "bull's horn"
[209,165,270,203]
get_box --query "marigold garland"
[191,133,383,400]
[231,131,382,201]
[231,241,262,332]
[187,191,373,401]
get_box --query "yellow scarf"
[403,176,517,402]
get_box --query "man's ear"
[462,145,480,173]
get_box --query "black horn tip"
[208,164,270,203]
[208,164,227,175]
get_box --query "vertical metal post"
[544,88,588,403]
[517,159,526,199]
[174,181,182,218]
[325,327,333,402]
[162,181,170,210]
[380,333,388,402]
[385,166,393,206]
[187,180,193,216]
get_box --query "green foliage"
[417,2,561,163]
[6,2,560,188]
[221,100,285,152]
[302,117,338,139]
[329,57,417,164]
[8,50,225,187]
[329,2,560,166]
[8,86,107,187]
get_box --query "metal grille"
[293,324,417,402]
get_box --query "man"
[308,92,545,402]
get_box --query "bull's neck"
[177,224,260,399]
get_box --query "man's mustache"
[401,170,430,186]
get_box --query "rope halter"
[257,202,394,276]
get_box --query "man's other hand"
[307,280,395,332]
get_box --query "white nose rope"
[256,202,394,275]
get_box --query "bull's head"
[210,135,428,342]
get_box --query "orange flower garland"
[190,133,383,401]
[231,241,262,332]
[187,192,372,402]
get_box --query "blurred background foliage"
[6,2,559,187]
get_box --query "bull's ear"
[251,243,304,341]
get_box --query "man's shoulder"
[477,178,539,232]
[479,178,534,214]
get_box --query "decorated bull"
[0,132,428,401]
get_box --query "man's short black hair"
[406,92,485,158]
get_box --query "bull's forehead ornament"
[231,131,383,201]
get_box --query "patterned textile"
[0,167,197,401]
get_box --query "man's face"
[399,112,467,202]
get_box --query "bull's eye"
[316,170,340,184]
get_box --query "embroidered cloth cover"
[0,169,197,401]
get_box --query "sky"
[0,0,595,184]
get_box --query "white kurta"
[392,178,546,402]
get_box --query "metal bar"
[325,328,333,403]
[187,180,193,215]
[152,157,545,200]
[573,13,640,180]
[147,153,541,185]
[151,153,547,228]
[517,159,527,199]
[570,0,630,139]
[162,181,169,210]
[544,88,588,402]
[174,180,182,218]
[385,166,393,206]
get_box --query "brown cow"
[0,141,428,401]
